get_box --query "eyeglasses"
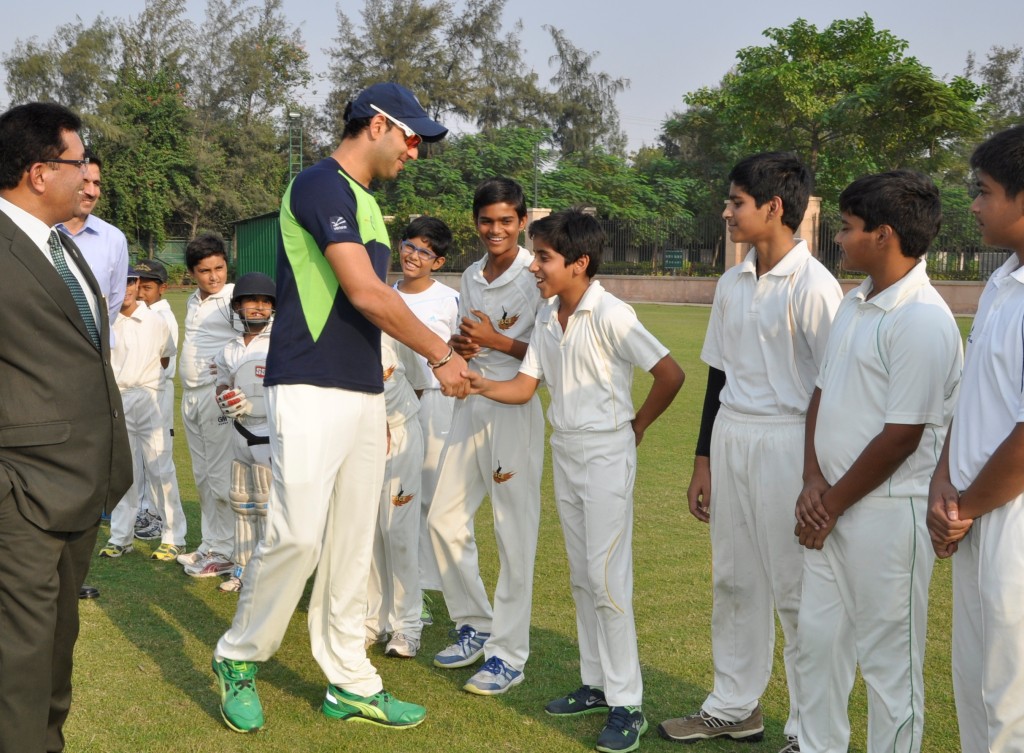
[47,157,91,170]
[400,240,438,262]
[370,105,422,149]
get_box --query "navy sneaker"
[545,685,609,716]
[597,706,648,753]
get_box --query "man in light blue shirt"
[57,150,129,329]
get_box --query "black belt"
[232,420,270,446]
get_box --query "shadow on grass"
[87,543,322,727]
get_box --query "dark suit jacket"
[0,208,131,531]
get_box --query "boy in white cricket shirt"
[465,208,684,753]
[428,177,544,695]
[393,216,459,623]
[928,124,1024,753]
[365,332,429,656]
[212,273,275,593]
[794,170,962,753]
[134,259,180,544]
[660,152,842,751]
[99,270,179,559]
[178,234,236,577]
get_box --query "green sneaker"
[322,685,425,728]
[212,657,264,733]
[596,706,648,753]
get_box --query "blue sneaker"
[596,706,648,753]
[463,656,524,695]
[433,625,489,668]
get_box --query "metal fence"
[816,211,1009,280]
[425,213,727,276]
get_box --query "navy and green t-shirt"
[265,158,390,393]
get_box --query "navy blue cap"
[347,82,448,143]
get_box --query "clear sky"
[3,0,1022,152]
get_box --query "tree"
[2,16,118,116]
[966,45,1024,133]
[662,15,984,205]
[544,26,629,157]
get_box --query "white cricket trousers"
[796,495,933,753]
[217,384,387,696]
[181,385,234,557]
[140,380,175,516]
[417,388,452,591]
[551,426,642,706]
[367,417,425,638]
[428,393,544,670]
[110,387,186,547]
[952,493,1024,753]
[705,408,804,736]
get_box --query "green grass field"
[68,296,969,752]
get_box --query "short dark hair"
[0,102,82,190]
[186,232,228,270]
[971,124,1024,199]
[84,148,102,171]
[528,208,604,277]
[473,177,527,220]
[728,152,813,232]
[341,104,373,140]
[839,170,942,258]
[402,216,453,258]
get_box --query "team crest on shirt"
[392,486,414,506]
[255,365,265,378]
[492,463,516,484]
[330,216,348,232]
[497,308,519,331]
[382,364,395,381]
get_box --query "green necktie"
[48,230,100,349]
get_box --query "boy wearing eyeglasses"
[393,217,459,628]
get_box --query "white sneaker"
[385,633,420,658]
[177,549,204,567]
[218,575,242,593]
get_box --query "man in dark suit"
[0,102,132,753]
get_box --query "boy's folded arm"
[822,422,926,516]
[958,423,1024,519]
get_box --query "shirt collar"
[0,194,53,253]
[56,213,101,238]
[852,258,930,312]
[738,239,811,278]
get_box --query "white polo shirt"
[815,260,962,498]
[460,247,541,381]
[381,332,426,429]
[950,252,1024,490]
[148,298,179,382]
[179,283,235,389]
[395,279,459,390]
[701,241,842,416]
[112,302,175,391]
[520,280,668,433]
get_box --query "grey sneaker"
[545,685,609,716]
[657,703,764,743]
[134,513,163,540]
[463,656,523,695]
[433,625,489,668]
[177,549,204,567]
[385,632,420,658]
[779,735,800,753]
